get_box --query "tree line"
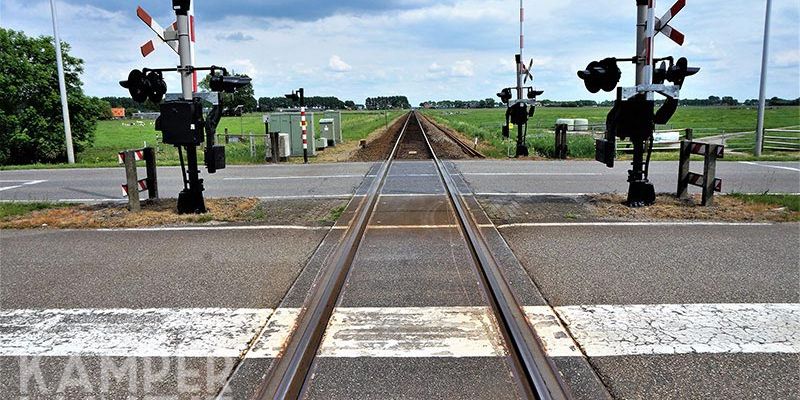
[366,96,410,110]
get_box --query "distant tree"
[344,100,356,109]
[0,29,104,165]
[199,73,258,112]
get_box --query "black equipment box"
[205,145,226,173]
[156,100,204,145]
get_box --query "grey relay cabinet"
[268,112,316,157]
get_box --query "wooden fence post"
[677,140,690,199]
[143,147,158,200]
[123,150,141,212]
[702,144,719,206]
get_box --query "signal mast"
[497,0,543,158]
[119,0,251,213]
[577,0,699,206]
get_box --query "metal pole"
[518,0,524,100]
[755,0,772,157]
[50,0,75,164]
[176,9,193,100]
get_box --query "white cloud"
[450,60,474,77]
[328,55,352,72]
[2,0,797,104]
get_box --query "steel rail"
[418,113,486,158]
[252,112,414,400]
[413,111,573,400]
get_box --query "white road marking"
[379,193,444,197]
[497,221,774,229]
[257,194,353,200]
[246,308,302,359]
[225,175,366,181]
[94,225,331,232]
[476,192,593,197]
[523,306,583,357]
[315,307,506,358]
[739,161,800,172]
[464,173,601,176]
[4,304,795,359]
[0,308,271,358]
[556,303,800,356]
[368,224,458,229]
[0,180,46,192]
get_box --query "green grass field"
[422,106,800,160]
[69,110,403,167]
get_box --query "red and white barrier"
[122,179,148,196]
[689,142,724,158]
[118,149,145,164]
[687,172,722,192]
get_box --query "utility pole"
[755,0,772,157]
[50,0,75,164]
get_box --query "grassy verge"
[728,193,800,212]
[422,107,800,160]
[0,202,74,218]
[1,111,405,170]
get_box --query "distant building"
[132,112,160,120]
[111,108,126,119]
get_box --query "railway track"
[419,113,486,159]
[251,111,570,399]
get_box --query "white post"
[755,0,772,157]
[176,10,193,100]
[516,0,524,100]
[50,0,75,164]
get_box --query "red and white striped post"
[637,0,656,101]
[301,106,308,164]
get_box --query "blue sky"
[1,0,798,105]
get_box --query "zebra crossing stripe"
[1,304,796,359]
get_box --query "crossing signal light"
[665,57,700,87]
[577,58,621,93]
[497,88,512,104]
[119,69,167,103]
[210,74,252,93]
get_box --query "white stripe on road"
[0,180,46,192]
[368,224,459,230]
[463,173,601,176]
[476,192,593,197]
[739,161,800,172]
[224,175,365,181]
[556,303,800,356]
[257,194,353,200]
[3,304,796,359]
[315,307,506,358]
[0,308,271,358]
[95,225,331,232]
[497,221,774,229]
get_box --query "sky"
[1,0,798,105]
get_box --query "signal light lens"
[210,74,252,93]
[577,58,621,93]
[120,69,151,103]
[496,88,512,103]
[147,71,167,103]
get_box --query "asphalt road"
[500,223,800,399]
[1,160,797,202]
[1,159,798,398]
[0,227,327,397]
